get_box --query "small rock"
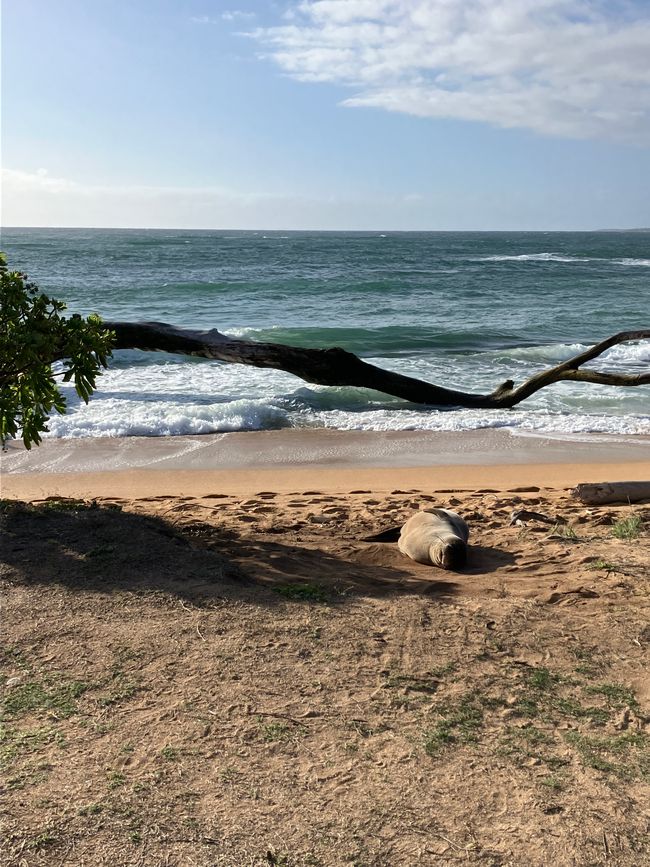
[310,514,333,524]
[5,676,22,688]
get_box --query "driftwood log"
[105,323,650,410]
[571,482,650,505]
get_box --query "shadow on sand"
[1,500,516,606]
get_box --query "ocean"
[2,228,649,440]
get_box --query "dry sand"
[1,430,649,866]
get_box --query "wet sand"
[2,429,648,500]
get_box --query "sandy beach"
[3,427,650,500]
[2,429,649,866]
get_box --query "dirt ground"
[1,485,649,866]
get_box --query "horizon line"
[3,225,649,233]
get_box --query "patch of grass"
[498,724,556,765]
[569,645,607,678]
[526,667,562,691]
[564,730,648,778]
[5,768,51,790]
[0,645,31,671]
[552,697,609,725]
[107,770,126,789]
[2,677,89,719]
[78,802,105,816]
[512,697,540,717]
[424,693,484,755]
[513,725,552,747]
[40,497,89,512]
[383,672,438,694]
[611,515,642,540]
[273,583,329,603]
[258,719,307,744]
[219,766,240,783]
[98,672,139,706]
[259,721,293,742]
[549,523,579,540]
[499,666,649,778]
[584,683,639,710]
[25,831,58,851]
[539,774,565,791]
[160,745,179,761]
[586,559,620,573]
[429,662,457,679]
[0,726,63,770]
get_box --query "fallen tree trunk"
[104,323,650,410]
[571,481,650,505]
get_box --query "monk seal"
[398,509,469,570]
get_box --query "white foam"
[615,258,650,267]
[602,341,650,365]
[222,325,283,339]
[312,407,650,436]
[40,345,650,440]
[478,254,650,267]
[46,398,292,438]
[478,253,593,263]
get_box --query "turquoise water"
[2,228,649,438]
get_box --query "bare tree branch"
[104,322,650,409]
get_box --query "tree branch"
[103,322,650,410]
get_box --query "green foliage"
[273,582,329,602]
[611,515,642,540]
[0,253,113,448]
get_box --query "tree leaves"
[0,253,114,449]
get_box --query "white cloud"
[251,0,650,143]
[222,10,256,21]
[0,168,429,230]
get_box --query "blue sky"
[3,0,650,230]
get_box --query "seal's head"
[430,535,467,570]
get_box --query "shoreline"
[2,428,648,500]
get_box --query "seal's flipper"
[361,526,401,543]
